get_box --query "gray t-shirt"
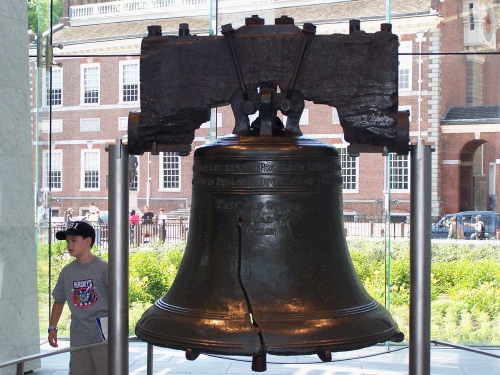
[52,256,108,346]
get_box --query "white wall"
[0,0,40,373]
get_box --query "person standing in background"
[66,208,74,224]
[141,205,154,224]
[129,209,140,245]
[141,206,155,243]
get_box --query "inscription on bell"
[214,199,297,212]
[193,161,340,174]
[192,176,343,187]
[241,227,277,236]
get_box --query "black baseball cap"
[56,221,96,244]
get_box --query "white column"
[0,0,41,373]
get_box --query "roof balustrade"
[69,0,347,21]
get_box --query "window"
[282,109,309,126]
[389,154,410,191]
[469,3,475,30]
[398,41,412,91]
[339,147,358,192]
[120,61,139,102]
[81,149,100,190]
[201,111,222,128]
[489,162,496,195]
[161,152,180,191]
[129,155,139,191]
[130,168,139,191]
[82,64,99,104]
[42,150,62,190]
[45,68,62,106]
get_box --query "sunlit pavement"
[34,340,500,375]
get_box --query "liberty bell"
[131,17,407,372]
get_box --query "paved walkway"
[33,340,500,375]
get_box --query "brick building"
[30,0,500,221]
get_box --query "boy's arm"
[48,301,65,348]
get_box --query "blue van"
[431,211,500,239]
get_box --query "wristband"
[48,326,58,333]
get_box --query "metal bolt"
[179,23,190,36]
[242,100,255,115]
[349,19,361,34]
[245,15,265,26]
[147,25,162,37]
[221,23,234,35]
[302,22,316,34]
[280,99,291,113]
[381,23,392,32]
[275,15,294,25]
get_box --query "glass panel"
[30,0,500,347]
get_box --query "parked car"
[99,210,108,223]
[431,211,500,239]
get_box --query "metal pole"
[409,140,432,375]
[147,343,154,375]
[107,140,130,375]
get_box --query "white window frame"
[119,60,139,103]
[81,63,100,105]
[398,41,412,92]
[159,152,181,192]
[42,149,62,191]
[389,154,410,192]
[338,146,358,193]
[44,67,63,107]
[81,149,100,191]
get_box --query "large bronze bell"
[133,18,406,372]
[135,132,404,371]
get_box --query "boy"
[49,221,109,375]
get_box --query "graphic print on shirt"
[72,279,98,308]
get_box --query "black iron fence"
[38,215,416,248]
[343,215,411,238]
[38,218,188,249]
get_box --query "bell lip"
[135,302,404,356]
[136,324,404,356]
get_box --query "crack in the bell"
[236,217,267,355]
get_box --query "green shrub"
[38,238,500,344]
[129,241,184,303]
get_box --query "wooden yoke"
[128,16,409,156]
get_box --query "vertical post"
[107,140,130,375]
[409,140,432,375]
[147,343,154,375]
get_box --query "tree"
[28,0,63,35]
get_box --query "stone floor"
[31,340,500,375]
